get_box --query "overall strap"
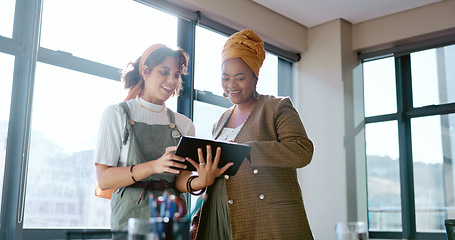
[119,102,132,145]
[166,108,175,124]
[166,108,182,139]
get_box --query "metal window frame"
[177,18,196,119]
[37,48,121,81]
[1,0,42,240]
[364,49,455,239]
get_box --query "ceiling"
[252,0,442,28]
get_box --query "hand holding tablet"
[174,136,251,176]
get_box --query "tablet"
[174,136,251,176]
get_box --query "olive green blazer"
[212,95,314,240]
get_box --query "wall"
[341,19,368,224]
[353,0,455,52]
[169,0,308,52]
[294,19,348,239]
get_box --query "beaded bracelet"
[186,175,206,196]
[130,165,137,183]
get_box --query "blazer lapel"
[212,107,234,140]
[213,95,265,142]
[234,96,264,143]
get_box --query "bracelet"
[186,176,206,196]
[130,165,137,183]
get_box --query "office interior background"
[1,0,455,239]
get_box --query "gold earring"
[253,91,259,99]
[223,92,228,98]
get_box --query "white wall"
[170,0,308,53]
[353,0,455,51]
[294,19,348,240]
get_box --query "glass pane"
[0,53,15,222]
[194,26,228,97]
[0,0,15,38]
[194,26,278,97]
[24,63,127,228]
[411,114,455,232]
[363,57,397,117]
[365,121,402,231]
[411,45,455,108]
[257,53,278,96]
[193,101,228,139]
[40,0,178,69]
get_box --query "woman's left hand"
[185,145,233,188]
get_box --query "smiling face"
[141,56,181,105]
[222,58,258,106]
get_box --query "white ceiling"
[252,0,442,28]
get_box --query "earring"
[223,92,228,98]
[253,91,259,99]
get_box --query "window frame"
[1,1,42,239]
[363,47,455,239]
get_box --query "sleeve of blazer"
[246,98,314,168]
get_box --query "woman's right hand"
[185,145,234,188]
[150,146,187,175]
[96,146,187,190]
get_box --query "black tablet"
[174,136,251,176]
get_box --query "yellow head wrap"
[221,29,266,77]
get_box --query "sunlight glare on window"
[411,115,454,232]
[194,26,228,96]
[365,121,402,232]
[257,53,278,96]
[0,53,15,222]
[411,46,455,108]
[0,0,15,38]
[24,63,125,228]
[40,0,178,69]
[363,57,397,117]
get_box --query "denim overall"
[110,102,186,231]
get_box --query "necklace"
[138,98,165,113]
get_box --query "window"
[364,44,455,239]
[24,0,179,229]
[411,114,454,232]
[0,0,15,38]
[0,53,15,222]
[363,57,396,117]
[25,63,125,228]
[257,53,278,97]
[411,46,455,108]
[366,120,402,231]
[193,26,228,98]
[40,0,178,69]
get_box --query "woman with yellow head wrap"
[196,29,314,240]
